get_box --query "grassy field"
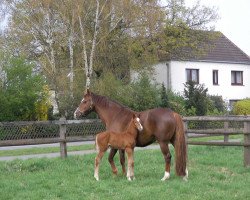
[0,144,94,157]
[0,146,249,200]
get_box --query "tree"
[129,73,160,111]
[208,95,226,113]
[0,56,47,121]
[164,0,218,30]
[160,83,170,108]
[184,81,209,116]
[2,0,219,118]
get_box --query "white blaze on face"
[81,98,85,103]
[136,117,143,131]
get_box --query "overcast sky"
[185,0,250,56]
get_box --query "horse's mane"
[91,92,134,114]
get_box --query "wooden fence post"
[59,117,67,158]
[244,121,250,167]
[224,121,229,142]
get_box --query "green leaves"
[233,99,250,115]
[184,81,209,116]
[0,56,47,121]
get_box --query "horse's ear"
[86,89,91,95]
[132,113,136,119]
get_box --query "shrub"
[159,83,170,108]
[92,71,161,112]
[208,95,227,113]
[166,90,186,115]
[233,99,250,115]
[184,81,209,116]
[0,56,47,121]
[128,72,160,111]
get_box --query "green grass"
[0,146,249,200]
[0,144,94,157]
[189,134,243,142]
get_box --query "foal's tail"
[173,112,187,177]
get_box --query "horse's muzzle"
[74,108,81,119]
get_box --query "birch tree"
[2,0,218,117]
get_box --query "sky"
[185,0,250,56]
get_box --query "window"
[186,69,199,83]
[231,71,243,85]
[213,70,218,85]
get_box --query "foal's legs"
[125,147,135,181]
[159,141,172,181]
[94,151,105,181]
[119,149,126,175]
[108,148,118,175]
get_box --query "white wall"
[153,61,250,102]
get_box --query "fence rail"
[0,116,250,166]
[183,116,250,167]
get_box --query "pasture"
[0,146,249,200]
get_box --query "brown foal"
[94,114,143,181]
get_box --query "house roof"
[172,32,250,65]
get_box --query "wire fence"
[0,116,250,166]
[0,119,105,146]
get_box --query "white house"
[153,32,250,108]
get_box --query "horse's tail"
[173,112,187,177]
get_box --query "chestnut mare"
[74,89,188,181]
[94,113,143,181]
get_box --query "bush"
[128,72,160,111]
[184,81,209,116]
[0,56,48,121]
[233,99,250,115]
[166,90,186,115]
[92,71,161,112]
[159,83,170,108]
[208,95,227,113]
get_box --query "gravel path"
[0,142,160,161]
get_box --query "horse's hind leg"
[119,149,126,175]
[159,141,172,181]
[108,148,118,175]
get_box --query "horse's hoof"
[127,177,132,181]
[161,171,170,181]
[183,176,188,182]
[112,169,118,175]
[94,176,99,181]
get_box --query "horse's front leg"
[108,148,118,175]
[94,151,104,181]
[159,141,172,181]
[119,149,126,175]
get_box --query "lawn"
[0,146,249,200]
[0,144,94,157]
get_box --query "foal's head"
[74,89,94,119]
[131,113,143,132]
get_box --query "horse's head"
[74,89,94,119]
[132,113,143,132]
